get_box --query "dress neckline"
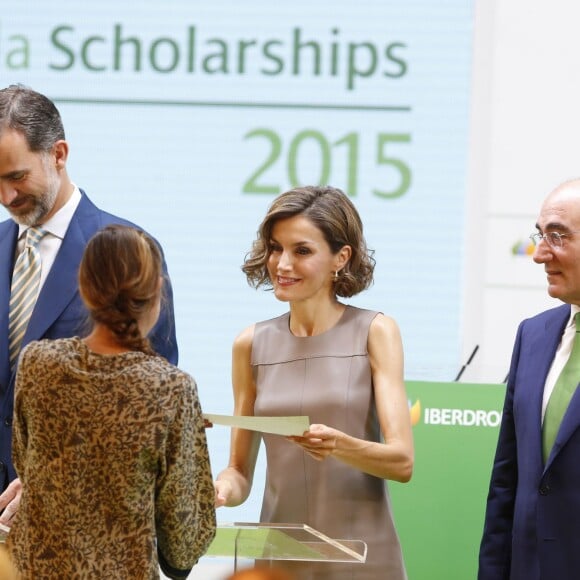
[286,304,352,339]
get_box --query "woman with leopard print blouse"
[7,225,216,579]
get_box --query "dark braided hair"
[79,225,163,356]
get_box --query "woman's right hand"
[214,479,232,508]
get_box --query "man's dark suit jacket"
[0,191,178,490]
[479,303,580,580]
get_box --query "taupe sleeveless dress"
[252,305,407,580]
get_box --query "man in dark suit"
[479,178,580,580]
[0,85,178,523]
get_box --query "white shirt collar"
[570,304,580,325]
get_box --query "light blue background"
[1,0,474,523]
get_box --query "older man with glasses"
[479,178,580,580]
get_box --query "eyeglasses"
[529,231,580,248]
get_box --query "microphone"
[454,345,479,381]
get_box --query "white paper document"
[203,414,310,436]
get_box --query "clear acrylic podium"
[205,522,367,571]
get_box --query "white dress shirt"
[541,303,580,421]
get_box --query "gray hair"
[0,84,65,152]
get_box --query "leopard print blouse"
[7,337,216,579]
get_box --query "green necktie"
[542,313,580,462]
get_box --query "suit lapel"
[521,309,567,435]
[0,221,18,387]
[549,384,580,465]
[543,306,580,469]
[22,196,92,344]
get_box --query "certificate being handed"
[203,414,310,437]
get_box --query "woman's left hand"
[288,424,339,461]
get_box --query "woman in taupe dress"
[215,186,414,580]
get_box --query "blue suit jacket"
[479,303,580,580]
[0,191,178,490]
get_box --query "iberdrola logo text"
[408,399,501,427]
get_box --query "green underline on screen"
[52,97,411,112]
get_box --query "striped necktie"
[542,313,580,462]
[8,227,47,369]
